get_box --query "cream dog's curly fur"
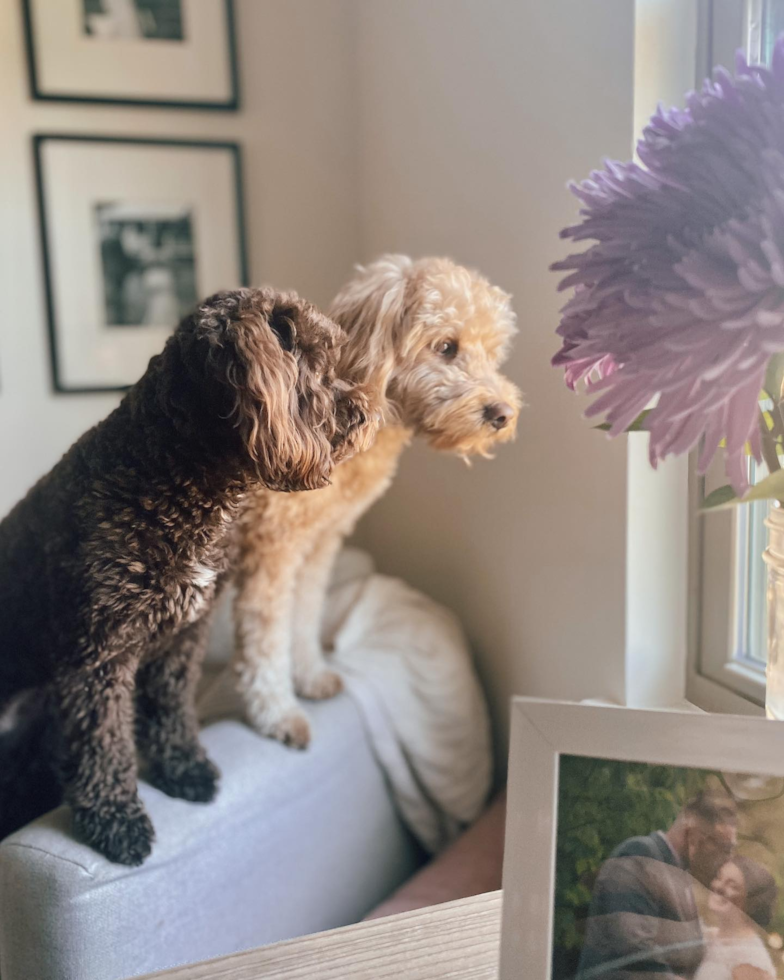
[232,255,522,747]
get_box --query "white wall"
[0,0,359,517]
[624,0,697,709]
[2,0,696,766]
[351,0,635,762]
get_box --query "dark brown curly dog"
[0,288,375,865]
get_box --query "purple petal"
[552,34,784,489]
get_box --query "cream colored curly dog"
[232,255,522,747]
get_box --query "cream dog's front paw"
[295,665,344,701]
[248,700,312,749]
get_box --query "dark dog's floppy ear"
[182,289,336,491]
[268,310,295,353]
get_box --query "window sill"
[687,667,765,716]
[582,693,763,717]
[582,697,705,713]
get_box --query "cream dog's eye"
[437,340,458,357]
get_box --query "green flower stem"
[760,409,782,475]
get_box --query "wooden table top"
[137,890,502,980]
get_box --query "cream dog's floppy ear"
[328,254,413,416]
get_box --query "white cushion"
[0,696,422,980]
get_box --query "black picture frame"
[22,0,240,111]
[33,133,249,395]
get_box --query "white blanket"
[199,549,492,853]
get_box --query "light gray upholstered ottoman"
[0,695,422,980]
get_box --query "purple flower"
[552,38,784,493]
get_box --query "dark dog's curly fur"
[0,288,374,865]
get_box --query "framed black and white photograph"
[95,202,198,328]
[34,134,248,393]
[22,0,239,109]
[500,699,784,980]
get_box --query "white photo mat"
[499,697,784,979]
[23,0,237,108]
[35,135,247,392]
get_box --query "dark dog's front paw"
[72,798,155,866]
[148,754,220,803]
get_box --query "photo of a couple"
[553,759,784,980]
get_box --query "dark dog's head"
[160,288,377,491]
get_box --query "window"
[689,1,782,712]
[748,0,784,63]
[734,468,769,670]
[692,459,768,710]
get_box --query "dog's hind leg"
[291,530,345,700]
[53,652,154,866]
[135,617,219,803]
[233,545,312,749]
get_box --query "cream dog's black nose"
[484,402,513,430]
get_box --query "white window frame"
[686,0,767,715]
[688,464,766,713]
